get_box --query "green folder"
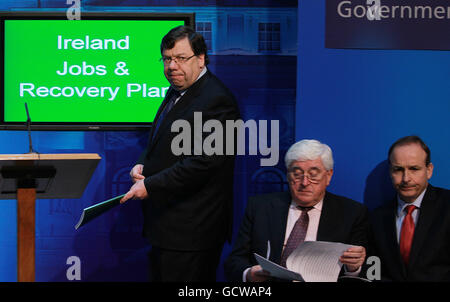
[75,194,125,229]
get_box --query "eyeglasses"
[288,168,325,184]
[160,55,196,65]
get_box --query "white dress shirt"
[283,200,323,247]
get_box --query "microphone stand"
[25,103,36,154]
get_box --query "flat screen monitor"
[0,11,194,130]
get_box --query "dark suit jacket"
[137,70,240,251]
[224,191,369,281]
[369,185,450,281]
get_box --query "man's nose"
[402,170,411,183]
[301,175,311,186]
[168,59,178,69]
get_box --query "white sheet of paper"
[254,253,304,281]
[286,241,354,282]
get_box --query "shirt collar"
[177,66,208,97]
[290,199,323,212]
[198,66,208,80]
[396,187,427,217]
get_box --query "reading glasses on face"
[288,169,324,184]
[160,54,196,65]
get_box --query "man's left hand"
[120,179,148,203]
[339,246,366,272]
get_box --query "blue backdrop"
[297,0,450,212]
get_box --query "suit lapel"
[149,71,210,150]
[408,185,437,269]
[268,192,291,264]
[380,201,407,279]
[316,192,336,241]
[148,88,175,142]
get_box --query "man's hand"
[130,164,145,183]
[120,179,148,204]
[339,246,366,272]
[246,265,271,282]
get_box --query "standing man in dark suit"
[120,26,240,281]
[224,139,368,282]
[369,135,450,281]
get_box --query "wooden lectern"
[0,153,101,282]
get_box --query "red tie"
[399,205,416,265]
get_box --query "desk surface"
[0,153,101,199]
[0,153,101,161]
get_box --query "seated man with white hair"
[224,139,369,282]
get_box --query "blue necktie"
[151,89,180,143]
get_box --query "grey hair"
[284,139,334,171]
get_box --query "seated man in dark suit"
[224,139,369,282]
[369,135,450,281]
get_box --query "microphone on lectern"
[24,102,36,154]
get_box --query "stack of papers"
[254,241,356,282]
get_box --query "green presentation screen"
[0,12,193,130]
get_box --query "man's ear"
[197,53,205,68]
[426,162,434,180]
[326,169,333,186]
